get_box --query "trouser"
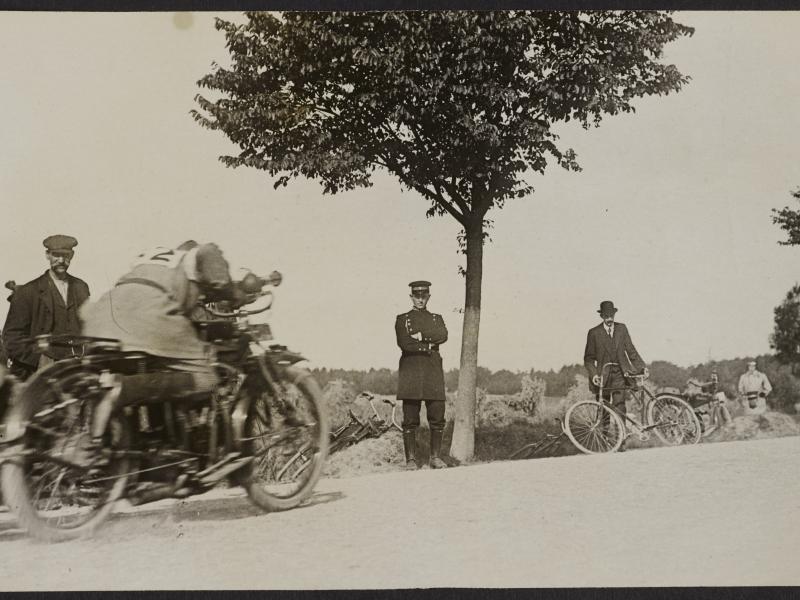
[401,399,446,432]
[8,359,35,381]
[91,360,218,439]
[598,369,629,418]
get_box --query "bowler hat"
[43,235,78,253]
[597,300,618,316]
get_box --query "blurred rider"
[81,241,251,448]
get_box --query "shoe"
[402,430,419,470]
[429,456,448,469]
[429,429,448,469]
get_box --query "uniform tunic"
[395,308,448,401]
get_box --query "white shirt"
[605,323,614,338]
[48,270,69,304]
[737,370,772,395]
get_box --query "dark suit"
[395,308,448,431]
[2,271,90,378]
[583,321,645,415]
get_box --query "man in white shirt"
[737,360,772,414]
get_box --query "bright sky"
[1,11,799,373]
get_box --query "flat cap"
[43,234,78,252]
[409,280,431,290]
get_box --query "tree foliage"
[193,10,694,460]
[194,11,693,226]
[771,188,800,245]
[770,284,800,368]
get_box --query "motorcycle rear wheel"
[240,365,329,511]
[0,362,131,542]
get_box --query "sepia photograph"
[0,7,798,590]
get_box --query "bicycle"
[280,392,402,475]
[328,392,403,454]
[684,380,732,437]
[564,362,702,454]
[507,418,567,460]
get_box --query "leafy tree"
[193,11,693,460]
[771,188,800,245]
[770,284,800,371]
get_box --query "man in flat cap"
[2,235,90,380]
[583,300,647,419]
[395,280,449,469]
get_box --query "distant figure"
[737,360,772,415]
[685,369,732,428]
[395,280,448,470]
[2,235,90,380]
[583,300,647,418]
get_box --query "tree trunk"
[449,218,484,462]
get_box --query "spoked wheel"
[647,394,702,446]
[1,361,131,542]
[564,400,625,454]
[240,365,329,512]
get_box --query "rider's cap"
[409,280,431,292]
[747,360,757,366]
[598,300,618,317]
[43,235,78,254]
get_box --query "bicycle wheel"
[1,362,131,542]
[564,400,625,454]
[241,365,329,512]
[647,394,702,446]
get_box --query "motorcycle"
[0,271,329,542]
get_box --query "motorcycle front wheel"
[0,361,131,542]
[240,365,329,511]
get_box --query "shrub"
[509,374,546,415]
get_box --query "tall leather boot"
[402,429,419,470]
[429,429,448,469]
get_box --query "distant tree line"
[313,355,800,413]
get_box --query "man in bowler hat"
[395,281,449,469]
[2,235,90,380]
[583,300,647,418]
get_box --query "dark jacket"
[395,308,448,401]
[2,271,90,370]
[583,322,645,394]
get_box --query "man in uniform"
[737,360,772,414]
[583,300,647,418]
[81,240,253,447]
[2,235,90,380]
[395,280,449,469]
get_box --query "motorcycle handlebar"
[203,271,282,319]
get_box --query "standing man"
[2,235,90,380]
[583,300,647,418]
[395,280,448,470]
[737,360,772,414]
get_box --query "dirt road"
[0,436,798,589]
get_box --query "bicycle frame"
[596,362,662,438]
[507,418,566,460]
[325,392,403,455]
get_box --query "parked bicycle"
[280,392,401,476]
[329,392,402,454]
[563,362,702,454]
[507,418,566,460]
